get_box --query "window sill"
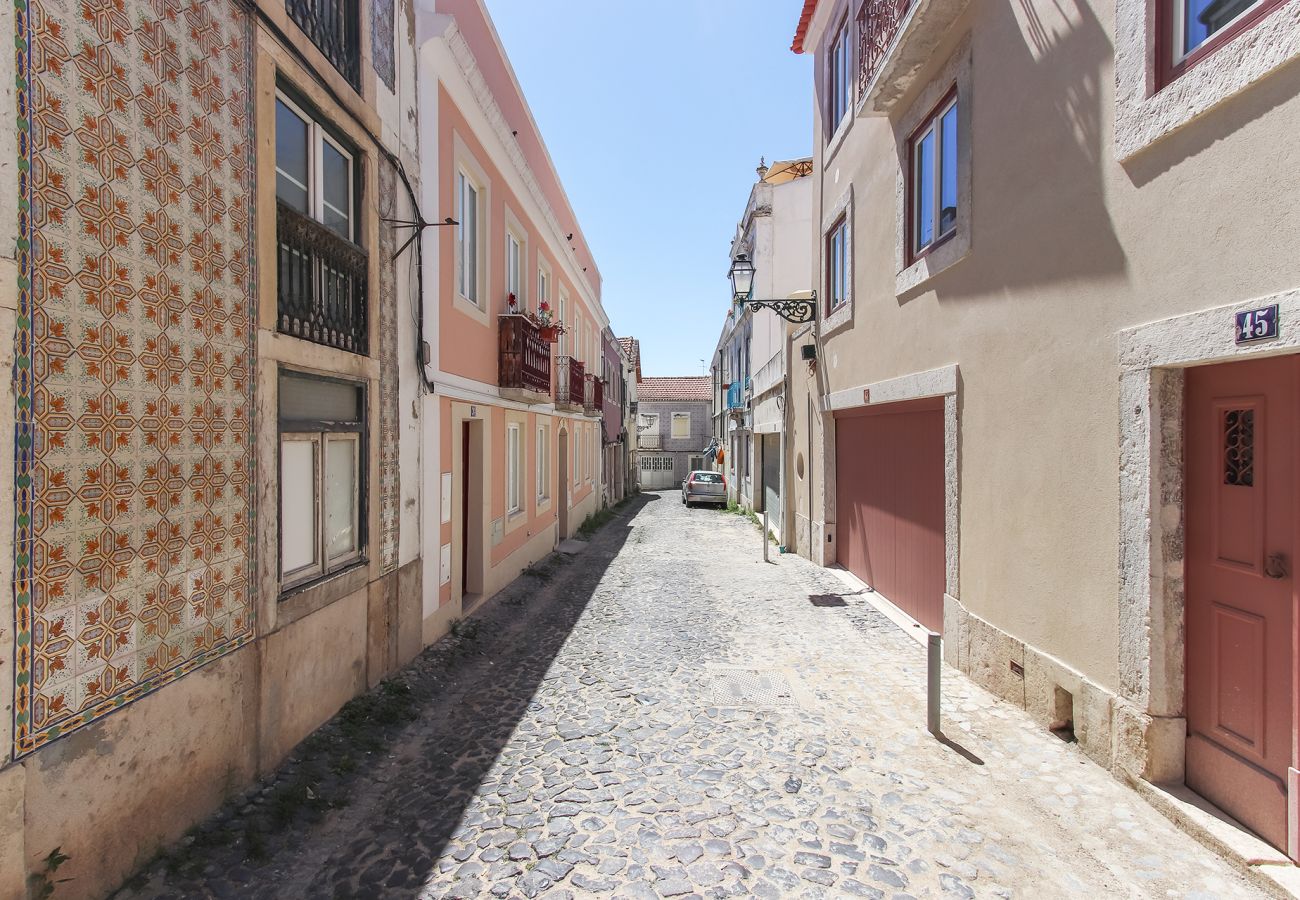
[896,232,970,296]
[824,115,853,166]
[453,292,490,327]
[1114,2,1300,160]
[822,298,854,337]
[276,559,370,631]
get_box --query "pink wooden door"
[1186,356,1297,853]
[835,398,945,633]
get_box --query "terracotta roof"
[617,337,641,382]
[638,376,711,402]
[791,0,818,53]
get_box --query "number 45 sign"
[1235,304,1279,345]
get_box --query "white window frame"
[537,260,551,317]
[558,291,568,356]
[505,228,524,311]
[827,215,849,312]
[280,433,322,585]
[456,168,484,305]
[537,423,550,502]
[506,423,522,515]
[1172,0,1266,63]
[671,412,691,440]
[275,91,355,242]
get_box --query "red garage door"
[835,398,945,632]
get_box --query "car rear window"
[692,472,723,483]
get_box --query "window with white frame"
[827,17,852,136]
[456,169,483,304]
[275,92,356,241]
[671,413,690,440]
[558,292,568,355]
[1170,0,1274,70]
[537,262,550,317]
[537,423,550,501]
[279,371,366,590]
[908,90,959,260]
[506,228,524,310]
[506,423,522,514]
[826,215,848,313]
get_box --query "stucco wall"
[792,0,1300,717]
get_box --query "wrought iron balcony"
[498,315,551,403]
[276,200,368,354]
[638,431,661,450]
[855,0,966,114]
[594,378,605,412]
[583,374,599,417]
[286,0,361,89]
[554,356,585,411]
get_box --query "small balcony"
[726,381,745,411]
[855,0,967,115]
[554,356,585,411]
[276,200,368,354]
[498,315,551,404]
[638,431,661,450]
[584,374,600,417]
[286,0,361,89]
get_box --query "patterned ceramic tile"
[12,0,256,756]
[371,0,395,91]
[377,158,399,573]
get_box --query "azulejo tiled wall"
[13,0,256,755]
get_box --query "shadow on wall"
[903,0,1128,305]
[1120,52,1300,187]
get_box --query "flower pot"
[540,325,559,343]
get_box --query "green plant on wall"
[28,847,72,899]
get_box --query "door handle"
[1265,553,1289,579]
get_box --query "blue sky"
[484,1,813,378]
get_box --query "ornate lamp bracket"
[743,291,818,324]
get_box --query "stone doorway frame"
[1116,288,1300,789]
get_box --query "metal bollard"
[763,509,769,563]
[927,632,941,736]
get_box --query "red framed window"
[826,16,852,136]
[906,87,958,264]
[825,214,849,314]
[1157,0,1292,86]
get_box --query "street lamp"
[727,253,816,324]
[728,253,756,303]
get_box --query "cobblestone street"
[121,492,1266,900]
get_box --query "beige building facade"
[790,0,1300,861]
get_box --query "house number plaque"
[1235,304,1279,345]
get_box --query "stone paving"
[118,492,1268,899]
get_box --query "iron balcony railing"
[583,374,598,416]
[858,0,912,97]
[555,356,585,408]
[286,0,361,88]
[638,431,660,450]
[276,200,368,354]
[498,315,551,398]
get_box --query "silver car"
[682,470,727,507]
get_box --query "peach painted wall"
[436,0,602,297]
[438,87,605,384]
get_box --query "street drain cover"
[712,669,798,707]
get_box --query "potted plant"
[536,299,565,343]
[506,291,521,315]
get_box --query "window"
[671,413,690,440]
[506,423,522,514]
[827,17,852,135]
[279,371,366,589]
[276,92,356,241]
[908,90,958,260]
[1164,0,1283,80]
[537,424,550,500]
[506,229,524,310]
[826,215,849,313]
[558,292,568,355]
[456,169,482,304]
[537,264,550,316]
